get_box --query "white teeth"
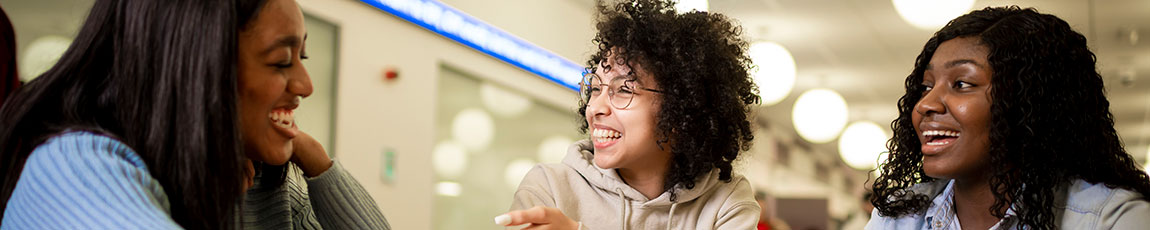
[592,128,621,141]
[923,130,960,137]
[269,110,295,129]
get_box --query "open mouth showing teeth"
[922,130,960,146]
[592,128,621,143]
[269,109,295,130]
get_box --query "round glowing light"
[749,41,797,106]
[19,35,73,82]
[891,0,975,30]
[451,108,495,151]
[432,141,468,178]
[838,121,889,170]
[674,0,708,13]
[436,181,462,197]
[537,136,574,163]
[480,83,532,118]
[504,158,537,190]
[792,89,849,143]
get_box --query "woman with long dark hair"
[868,6,1150,229]
[0,0,388,229]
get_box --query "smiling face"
[237,0,312,165]
[913,36,993,180]
[584,56,670,171]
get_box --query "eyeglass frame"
[578,72,663,109]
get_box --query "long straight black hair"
[0,0,268,228]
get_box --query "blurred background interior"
[2,0,1148,229]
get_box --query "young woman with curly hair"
[496,0,761,229]
[867,6,1150,230]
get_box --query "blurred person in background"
[0,0,388,229]
[756,191,791,230]
[495,0,761,229]
[0,6,19,106]
[868,6,1150,230]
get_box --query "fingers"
[498,206,552,226]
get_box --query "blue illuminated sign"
[359,0,584,91]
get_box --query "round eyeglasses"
[579,73,663,109]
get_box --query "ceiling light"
[436,181,462,197]
[838,121,889,170]
[504,158,537,190]
[792,89,848,143]
[537,136,574,163]
[891,0,975,30]
[451,108,495,151]
[749,41,796,106]
[480,83,532,118]
[432,141,468,179]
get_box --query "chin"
[249,142,292,165]
[593,157,618,169]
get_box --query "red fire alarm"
[383,67,399,82]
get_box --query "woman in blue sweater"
[0,0,388,229]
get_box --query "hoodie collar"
[562,139,721,207]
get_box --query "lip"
[918,123,960,156]
[591,124,621,149]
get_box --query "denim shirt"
[865,179,1150,230]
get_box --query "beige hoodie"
[510,140,760,230]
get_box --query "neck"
[617,156,670,199]
[952,175,1003,230]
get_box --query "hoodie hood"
[562,139,722,207]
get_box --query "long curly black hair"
[871,6,1150,229]
[577,0,758,199]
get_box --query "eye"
[273,61,292,69]
[920,83,933,93]
[955,81,974,89]
[617,85,634,94]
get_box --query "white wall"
[295,0,591,229]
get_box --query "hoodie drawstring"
[616,188,627,230]
[666,203,678,230]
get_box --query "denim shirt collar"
[923,179,1020,230]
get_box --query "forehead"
[594,54,656,85]
[931,37,989,65]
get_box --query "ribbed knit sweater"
[1,131,391,229]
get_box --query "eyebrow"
[260,35,303,56]
[925,59,981,70]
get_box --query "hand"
[495,206,580,230]
[242,159,255,191]
[290,130,333,177]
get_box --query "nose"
[585,89,612,118]
[915,84,945,117]
[288,59,314,98]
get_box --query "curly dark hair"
[577,0,759,200]
[871,6,1150,229]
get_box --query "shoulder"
[4,131,178,229]
[515,163,578,193]
[1062,179,1149,228]
[706,173,758,212]
[25,131,151,179]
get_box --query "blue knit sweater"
[1,131,390,229]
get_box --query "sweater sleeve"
[509,165,557,211]
[304,160,391,230]
[1,132,181,230]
